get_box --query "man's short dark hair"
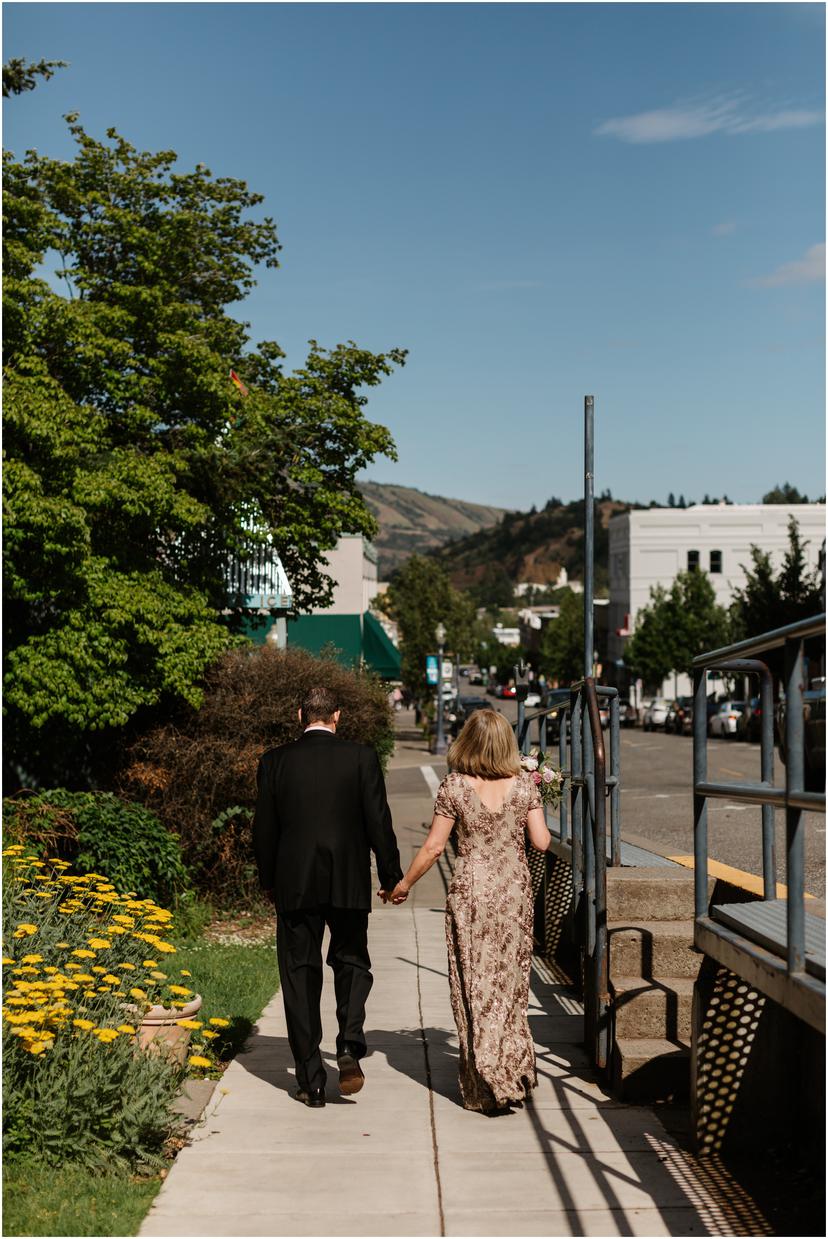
[300,686,340,725]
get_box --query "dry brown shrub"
[121,646,394,905]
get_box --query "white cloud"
[594,95,823,144]
[712,221,737,237]
[750,244,826,288]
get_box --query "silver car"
[708,700,746,738]
[643,698,670,731]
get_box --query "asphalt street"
[460,693,825,898]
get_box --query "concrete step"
[608,919,702,980]
[606,865,713,921]
[611,975,694,1040]
[611,1037,690,1103]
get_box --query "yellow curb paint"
[667,854,816,900]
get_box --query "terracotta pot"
[128,994,203,1065]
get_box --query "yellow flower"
[21,954,43,964]
[179,970,192,977]
[106,925,127,935]
[155,942,176,954]
[14,924,37,937]
[64,963,81,971]
[112,915,135,926]
[73,1018,95,1031]
[129,988,147,1000]
[150,971,168,981]
[102,974,120,985]
[54,943,70,949]
[208,1018,230,1028]
[167,985,192,997]
[176,1018,202,1030]
[142,960,158,968]
[43,966,58,975]
[116,962,136,971]
[25,1041,50,1054]
[92,1028,120,1043]
[72,974,95,983]
[188,1055,211,1069]
[87,938,111,950]
[202,1030,218,1040]
[116,1024,136,1035]
[71,949,95,959]
[91,966,107,974]
[2,958,16,965]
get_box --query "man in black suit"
[253,685,403,1108]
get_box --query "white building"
[608,504,825,694]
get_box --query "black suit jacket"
[252,730,403,913]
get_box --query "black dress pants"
[276,906,373,1092]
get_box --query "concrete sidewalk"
[141,717,770,1238]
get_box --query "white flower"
[521,756,539,772]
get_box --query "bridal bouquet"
[520,749,564,810]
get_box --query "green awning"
[287,611,400,679]
[287,614,363,664]
[362,611,401,679]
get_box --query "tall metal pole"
[584,396,594,679]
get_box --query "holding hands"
[378,880,410,905]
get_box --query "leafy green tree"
[539,590,584,686]
[376,557,476,703]
[731,517,823,641]
[4,113,404,786]
[624,586,675,691]
[762,482,810,504]
[472,562,514,608]
[667,570,730,676]
[3,58,66,97]
[626,572,730,688]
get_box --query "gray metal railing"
[513,676,620,1070]
[693,613,825,1017]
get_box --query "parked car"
[642,698,670,731]
[736,696,763,743]
[665,697,693,735]
[618,698,638,728]
[525,689,542,707]
[468,671,485,686]
[500,684,517,699]
[708,700,745,738]
[778,676,826,791]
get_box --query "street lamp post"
[434,621,448,755]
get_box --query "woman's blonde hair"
[447,708,521,779]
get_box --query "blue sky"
[4,2,825,509]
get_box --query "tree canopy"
[625,570,731,690]
[540,590,585,686]
[4,105,404,785]
[376,557,476,703]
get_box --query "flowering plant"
[2,848,229,1169]
[520,749,564,810]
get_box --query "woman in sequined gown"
[381,709,550,1113]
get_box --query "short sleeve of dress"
[433,775,456,820]
[525,773,542,813]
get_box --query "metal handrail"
[582,677,610,1069]
[693,613,826,980]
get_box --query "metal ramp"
[712,899,826,982]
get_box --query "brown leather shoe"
[337,1050,365,1095]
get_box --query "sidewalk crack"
[413,906,446,1237]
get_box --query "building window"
[710,549,722,574]
[687,549,700,571]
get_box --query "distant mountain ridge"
[431,497,629,593]
[358,481,507,578]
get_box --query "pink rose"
[542,767,556,784]
[532,771,542,784]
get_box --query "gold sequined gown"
[434,771,541,1112]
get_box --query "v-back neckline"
[460,774,519,815]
